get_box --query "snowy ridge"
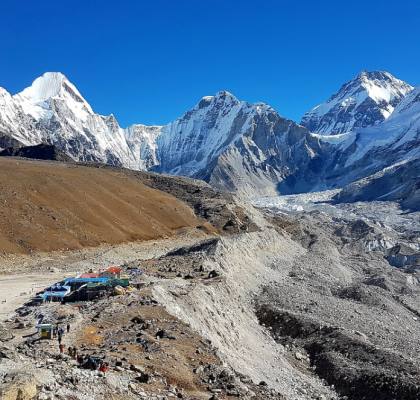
[301,71,413,135]
[156,91,246,175]
[344,85,420,167]
[154,90,322,196]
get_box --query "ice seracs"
[301,71,413,135]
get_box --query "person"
[84,356,97,370]
[59,343,65,354]
[58,328,64,343]
[68,347,74,358]
[66,323,70,333]
[73,346,78,360]
[99,361,109,375]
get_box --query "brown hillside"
[0,158,213,254]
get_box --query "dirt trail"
[0,231,211,320]
[0,272,70,320]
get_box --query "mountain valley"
[0,70,418,400]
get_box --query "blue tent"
[41,285,71,301]
[64,277,109,284]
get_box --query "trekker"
[99,362,109,375]
[59,343,65,354]
[66,323,70,333]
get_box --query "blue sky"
[1,0,419,126]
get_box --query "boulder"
[0,372,38,400]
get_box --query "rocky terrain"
[255,196,419,399]
[334,158,420,211]
[0,165,418,399]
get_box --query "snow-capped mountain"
[0,72,160,169]
[154,91,323,196]
[301,71,413,135]
[313,84,420,206]
[0,75,325,197]
[0,71,418,204]
[342,85,420,169]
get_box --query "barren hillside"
[0,158,214,254]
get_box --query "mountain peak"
[197,90,239,110]
[355,70,411,90]
[215,90,235,98]
[18,72,70,102]
[14,71,93,119]
[301,70,413,135]
[357,70,391,80]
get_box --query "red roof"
[79,273,100,278]
[106,266,122,274]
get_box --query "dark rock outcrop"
[0,143,73,162]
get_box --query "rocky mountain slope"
[0,157,215,254]
[301,71,413,134]
[334,158,420,211]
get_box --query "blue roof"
[64,277,109,284]
[41,285,71,299]
[45,284,71,292]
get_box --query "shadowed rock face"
[0,143,72,162]
[334,158,420,211]
[0,134,22,150]
[257,305,420,400]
